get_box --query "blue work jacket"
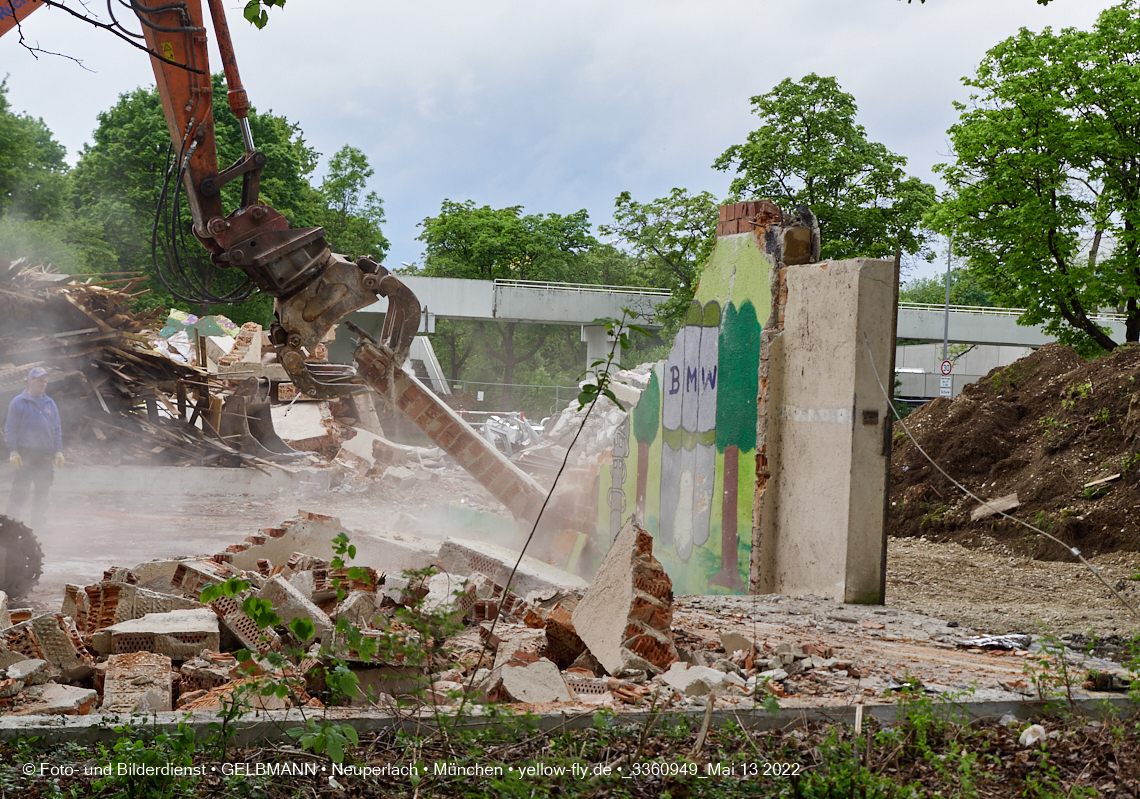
[4,391,63,454]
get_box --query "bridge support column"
[581,325,619,370]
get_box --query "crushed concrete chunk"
[721,632,754,657]
[498,658,573,704]
[6,658,54,686]
[437,538,588,595]
[258,575,332,643]
[0,590,11,630]
[572,518,676,675]
[91,608,220,659]
[332,591,380,629]
[12,683,98,716]
[658,663,730,697]
[0,614,94,680]
[102,652,173,713]
[81,583,200,634]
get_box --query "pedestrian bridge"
[350,279,1132,366]
[897,303,1128,348]
[359,276,671,329]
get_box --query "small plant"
[1122,452,1140,473]
[919,503,948,528]
[1032,510,1055,533]
[1091,406,1111,426]
[1067,380,1093,400]
[1038,415,1070,449]
[1083,484,1110,501]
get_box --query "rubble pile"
[0,257,284,469]
[6,506,1125,721]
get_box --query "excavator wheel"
[0,515,43,602]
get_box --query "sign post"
[939,360,953,398]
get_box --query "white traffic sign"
[940,360,953,376]
[940,377,952,388]
[939,386,953,398]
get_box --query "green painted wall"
[601,231,771,594]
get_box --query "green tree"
[598,188,719,329]
[928,3,1140,352]
[71,76,386,326]
[713,74,935,262]
[415,200,608,408]
[0,80,112,271]
[898,268,994,307]
[316,145,389,262]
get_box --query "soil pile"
[889,342,1140,561]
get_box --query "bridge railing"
[898,302,1127,323]
[493,279,672,298]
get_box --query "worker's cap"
[27,367,48,379]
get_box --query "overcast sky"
[0,0,1120,281]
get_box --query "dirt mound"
[889,342,1140,561]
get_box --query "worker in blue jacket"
[5,367,64,530]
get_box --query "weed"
[1067,380,1093,400]
[1039,416,1070,449]
[1083,484,1110,501]
[1122,452,1140,473]
[1033,510,1055,533]
[919,503,948,528]
[1091,406,1111,426]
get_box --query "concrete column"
[758,258,895,604]
[581,325,620,370]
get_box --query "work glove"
[53,452,65,468]
[9,453,21,468]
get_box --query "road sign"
[939,386,953,398]
[940,377,952,389]
[940,360,953,376]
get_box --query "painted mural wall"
[599,232,772,595]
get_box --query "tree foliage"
[70,76,386,324]
[412,200,660,411]
[598,188,719,329]
[928,3,1140,352]
[713,74,935,262]
[316,145,389,262]
[898,268,993,307]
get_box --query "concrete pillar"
[581,325,620,370]
[757,258,895,603]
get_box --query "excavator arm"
[130,0,420,397]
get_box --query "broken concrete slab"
[91,608,220,659]
[437,538,588,596]
[498,659,572,704]
[217,511,350,573]
[491,626,548,671]
[331,592,380,630]
[971,493,1020,522]
[208,594,280,654]
[571,518,676,676]
[721,632,754,658]
[257,575,332,643]
[81,583,200,634]
[657,663,731,697]
[102,652,173,713]
[11,683,98,716]
[352,531,441,577]
[0,615,94,681]
[0,590,10,630]
[380,464,418,491]
[6,659,54,686]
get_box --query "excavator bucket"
[217,377,299,460]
